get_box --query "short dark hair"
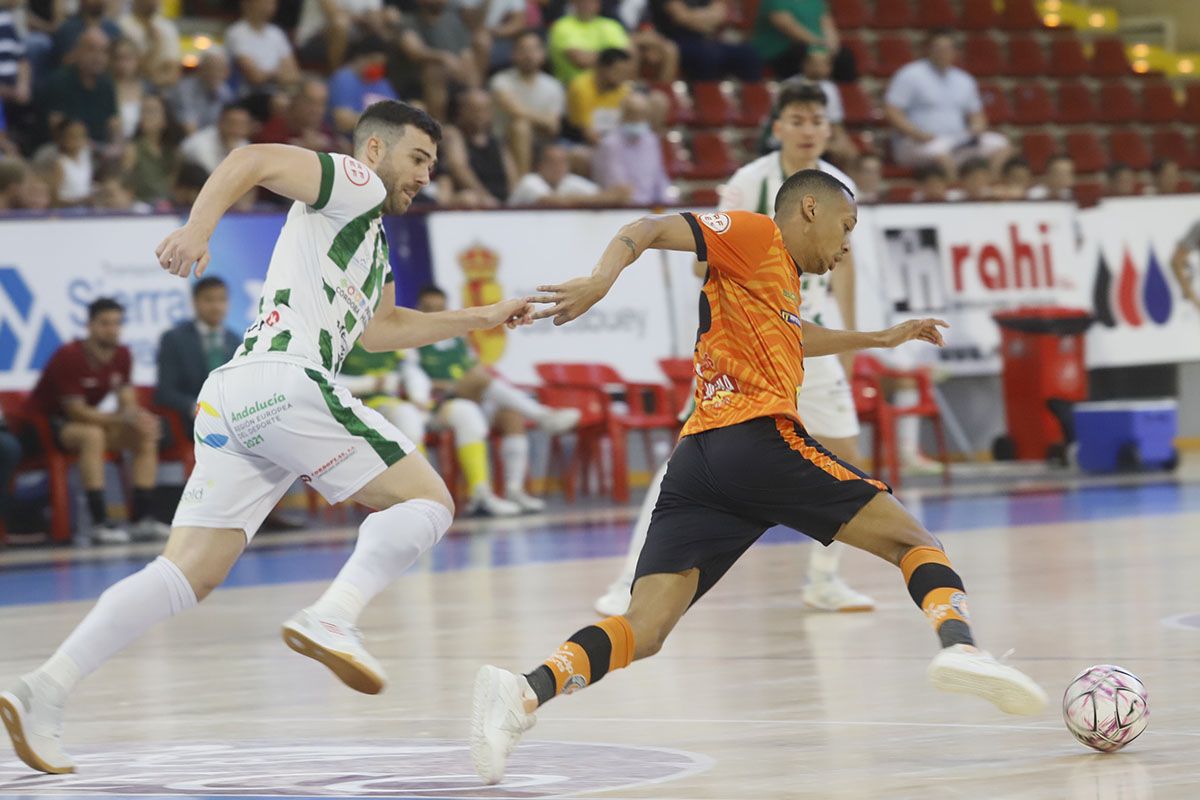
[1106,161,1133,179]
[775,168,854,214]
[1150,158,1177,176]
[514,28,543,46]
[1001,155,1030,176]
[915,163,949,182]
[959,157,990,178]
[88,297,123,321]
[219,101,249,119]
[193,276,227,297]
[349,34,390,61]
[926,28,956,45]
[774,79,828,115]
[354,100,442,152]
[597,48,632,68]
[417,284,446,300]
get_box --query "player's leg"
[801,434,875,612]
[438,399,520,517]
[592,458,668,616]
[479,373,581,434]
[372,398,429,456]
[58,422,127,543]
[493,407,543,513]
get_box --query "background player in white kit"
[594,80,875,616]
[0,101,535,775]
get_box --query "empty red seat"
[690,133,737,179]
[1021,131,1059,172]
[914,0,956,28]
[959,0,999,30]
[1048,34,1090,77]
[1065,131,1109,173]
[660,137,691,179]
[734,81,772,128]
[691,82,733,128]
[1006,35,1048,77]
[886,184,917,203]
[998,0,1043,30]
[1097,82,1138,124]
[830,0,868,28]
[841,34,875,78]
[1140,80,1179,123]
[963,34,1004,77]
[1054,80,1096,125]
[873,0,913,29]
[1010,84,1053,125]
[1108,129,1153,170]
[1150,129,1191,168]
[1184,85,1200,123]
[978,83,1011,124]
[839,83,877,126]
[1074,181,1105,208]
[1091,37,1131,77]
[685,186,720,206]
[874,34,916,78]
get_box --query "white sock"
[500,434,529,496]
[894,388,922,461]
[30,556,197,704]
[807,541,844,581]
[310,498,453,623]
[611,460,668,591]
[483,380,548,423]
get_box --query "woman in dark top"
[122,94,183,207]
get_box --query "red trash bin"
[992,307,1094,461]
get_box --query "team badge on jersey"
[343,157,371,186]
[698,212,731,233]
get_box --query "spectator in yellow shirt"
[548,0,630,84]
[566,48,632,144]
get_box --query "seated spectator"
[592,91,669,205]
[49,117,93,206]
[566,47,632,144]
[52,0,121,67]
[995,155,1032,200]
[912,162,950,202]
[490,30,566,176]
[1148,158,1182,195]
[180,102,253,175]
[12,163,51,209]
[123,94,182,207]
[25,298,168,544]
[328,35,398,137]
[92,161,152,212]
[0,403,20,532]
[295,0,390,70]
[1027,153,1074,201]
[0,0,32,108]
[442,87,517,206]
[951,156,992,201]
[752,0,854,81]
[0,157,25,209]
[651,0,760,81]
[168,47,234,134]
[112,37,145,141]
[457,0,529,69]
[170,160,209,208]
[1106,162,1136,197]
[884,29,1011,177]
[43,27,119,145]
[851,151,883,202]
[548,0,630,85]
[256,77,340,152]
[155,277,241,438]
[392,0,484,123]
[226,0,301,94]
[511,139,626,206]
[117,0,180,87]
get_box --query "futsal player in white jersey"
[0,101,536,775]
[594,80,876,616]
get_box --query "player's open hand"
[531,275,610,326]
[155,223,212,278]
[483,297,536,330]
[881,318,949,348]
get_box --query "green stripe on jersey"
[323,281,336,303]
[344,310,357,333]
[319,329,333,371]
[274,288,291,306]
[313,152,334,210]
[269,331,292,352]
[304,368,406,466]
[242,336,257,354]
[328,203,384,270]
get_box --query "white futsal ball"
[1062,665,1149,752]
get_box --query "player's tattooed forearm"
[618,236,637,258]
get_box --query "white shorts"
[174,359,416,538]
[894,131,1009,168]
[797,356,861,439]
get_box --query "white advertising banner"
[1078,197,1200,368]
[426,209,695,384]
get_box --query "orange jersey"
[680,210,807,438]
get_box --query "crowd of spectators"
[0,0,1192,215]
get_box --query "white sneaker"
[802,576,876,612]
[505,488,546,514]
[466,489,522,518]
[470,665,537,785]
[130,517,171,541]
[593,581,632,617]
[539,408,582,435]
[928,644,1047,716]
[902,454,946,475]
[0,677,74,774]
[281,609,388,695]
[91,521,131,544]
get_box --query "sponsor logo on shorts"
[245,434,264,448]
[195,401,220,418]
[698,212,731,234]
[300,447,357,483]
[194,432,229,449]
[180,480,214,505]
[232,393,288,422]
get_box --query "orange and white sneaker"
[0,677,74,774]
[281,609,387,695]
[470,665,537,785]
[928,644,1047,716]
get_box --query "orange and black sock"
[524,616,635,707]
[900,546,975,649]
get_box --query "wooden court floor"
[1,476,1198,799]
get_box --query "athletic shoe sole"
[0,691,74,775]
[470,665,505,785]
[281,625,385,695]
[928,657,1047,716]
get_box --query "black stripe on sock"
[524,665,556,706]
[938,619,976,648]
[906,563,966,607]
[568,625,613,684]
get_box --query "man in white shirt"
[489,30,566,175]
[295,0,389,69]
[180,102,252,175]
[884,29,1010,177]
[117,0,180,87]
[225,0,300,92]
[509,140,628,206]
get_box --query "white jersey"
[229,152,392,377]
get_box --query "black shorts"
[635,416,891,604]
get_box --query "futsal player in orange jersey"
[469,169,1047,784]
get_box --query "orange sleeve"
[682,210,776,284]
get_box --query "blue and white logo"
[0,266,64,372]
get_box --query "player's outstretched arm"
[802,318,948,357]
[155,144,324,278]
[532,213,697,326]
[359,286,536,352]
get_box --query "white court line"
[1160,612,1200,632]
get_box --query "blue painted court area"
[1,481,1197,608]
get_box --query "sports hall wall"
[2,196,1198,453]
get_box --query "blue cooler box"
[1073,399,1179,473]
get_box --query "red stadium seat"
[685,186,720,207]
[962,34,1004,78]
[691,82,734,128]
[1184,85,1200,123]
[873,0,913,29]
[874,34,916,78]
[1140,80,1180,124]
[839,83,877,125]
[1021,131,1059,172]
[959,0,999,31]
[1108,129,1153,170]
[1054,80,1097,125]
[1064,131,1109,173]
[852,355,949,489]
[1150,129,1191,168]
[660,136,692,179]
[998,0,1043,30]
[1097,82,1139,124]
[1010,84,1053,125]
[1091,37,1132,77]
[1006,35,1048,77]
[914,0,956,28]
[830,0,868,29]
[660,85,694,126]
[1048,34,1090,77]
[1074,181,1105,208]
[734,81,773,128]
[841,34,875,77]
[978,83,1011,125]
[885,184,917,203]
[689,132,738,179]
